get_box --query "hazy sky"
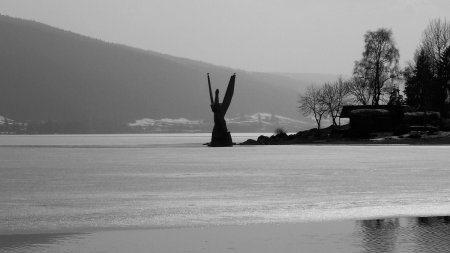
[0,0,449,75]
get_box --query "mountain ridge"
[0,14,341,132]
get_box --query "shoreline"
[239,128,450,146]
[2,216,450,253]
[1,213,449,236]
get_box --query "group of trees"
[298,78,349,130]
[299,27,402,130]
[300,18,450,130]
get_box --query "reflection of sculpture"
[207,73,236,147]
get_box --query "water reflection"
[3,217,450,253]
[357,216,450,253]
[0,233,83,253]
[358,218,400,253]
[416,216,450,225]
[412,216,450,253]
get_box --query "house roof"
[340,105,403,118]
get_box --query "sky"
[0,0,449,75]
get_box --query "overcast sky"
[0,0,449,75]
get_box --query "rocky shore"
[240,125,450,145]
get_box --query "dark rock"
[257,135,270,144]
[409,125,438,133]
[408,131,422,139]
[241,139,259,145]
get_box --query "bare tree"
[353,28,400,105]
[320,78,349,126]
[422,18,450,76]
[421,18,450,116]
[347,75,372,105]
[334,78,350,125]
[298,85,327,130]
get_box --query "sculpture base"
[209,131,233,147]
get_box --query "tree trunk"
[373,61,381,105]
[315,117,321,130]
[332,116,337,126]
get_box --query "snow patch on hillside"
[129,118,203,127]
[129,113,315,133]
[0,116,14,124]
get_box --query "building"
[340,105,404,134]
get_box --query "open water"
[1,134,450,252]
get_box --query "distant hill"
[128,113,315,133]
[273,72,349,85]
[0,14,341,132]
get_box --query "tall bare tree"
[353,28,400,105]
[298,85,327,130]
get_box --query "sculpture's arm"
[221,74,236,114]
[207,73,214,105]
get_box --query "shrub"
[404,111,440,127]
[274,127,287,137]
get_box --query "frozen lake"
[1,134,450,235]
